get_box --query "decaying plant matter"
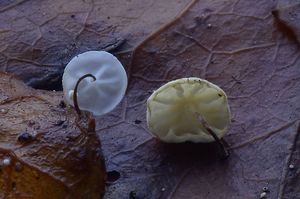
[0,72,106,198]
[0,0,300,198]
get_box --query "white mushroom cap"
[147,77,231,143]
[62,51,127,116]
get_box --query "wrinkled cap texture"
[147,78,231,143]
[62,51,127,116]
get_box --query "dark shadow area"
[24,41,127,91]
[157,141,230,165]
[26,68,64,91]
[272,10,299,44]
[106,170,121,184]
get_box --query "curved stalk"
[195,113,230,159]
[73,74,96,115]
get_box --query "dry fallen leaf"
[102,0,300,198]
[1,0,300,199]
[273,2,300,43]
[0,0,190,90]
[0,72,105,198]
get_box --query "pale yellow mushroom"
[147,77,231,143]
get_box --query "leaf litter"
[0,72,106,198]
[0,0,300,198]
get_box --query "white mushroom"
[147,77,231,143]
[62,51,127,116]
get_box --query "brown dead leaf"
[1,0,300,199]
[0,72,105,198]
[101,0,300,198]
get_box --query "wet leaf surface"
[0,72,105,198]
[1,0,300,199]
[0,0,190,90]
[102,0,300,198]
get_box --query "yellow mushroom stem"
[195,113,229,159]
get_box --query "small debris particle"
[18,132,33,143]
[262,187,269,192]
[11,182,16,191]
[207,23,212,28]
[31,130,37,136]
[59,101,66,108]
[260,192,267,198]
[218,93,222,97]
[2,157,11,166]
[15,162,23,172]
[106,170,120,183]
[161,187,166,192]
[0,108,8,114]
[33,124,40,130]
[71,14,75,18]
[129,191,137,199]
[27,120,35,126]
[54,120,64,126]
[231,75,242,84]
[134,120,142,124]
[289,164,295,169]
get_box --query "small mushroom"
[62,51,127,116]
[147,78,231,155]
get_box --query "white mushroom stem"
[73,74,96,115]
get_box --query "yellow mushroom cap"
[147,77,231,143]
